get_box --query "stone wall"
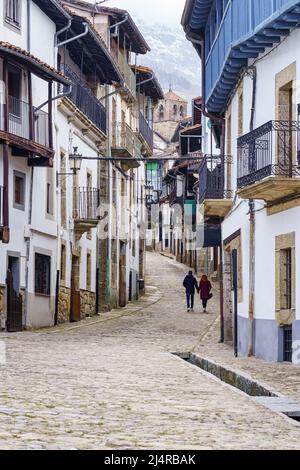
[80,289,96,319]
[58,285,71,324]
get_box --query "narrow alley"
[0,252,299,450]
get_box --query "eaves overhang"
[205,0,300,114]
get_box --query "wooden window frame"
[13,170,25,211]
[35,253,51,296]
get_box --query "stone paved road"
[0,252,300,449]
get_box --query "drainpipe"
[24,1,33,328]
[186,29,226,342]
[109,14,129,33]
[248,66,257,357]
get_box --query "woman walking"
[199,275,212,313]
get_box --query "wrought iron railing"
[61,64,106,134]
[237,120,300,188]
[188,153,203,172]
[0,94,49,147]
[0,185,4,227]
[138,112,153,150]
[112,122,140,157]
[73,187,100,221]
[199,154,233,204]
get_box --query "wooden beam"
[48,81,53,150]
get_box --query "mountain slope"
[136,20,202,106]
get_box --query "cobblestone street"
[0,252,300,450]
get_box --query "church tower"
[153,87,188,142]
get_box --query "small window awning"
[0,41,70,85]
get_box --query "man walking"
[183,271,199,312]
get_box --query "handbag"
[208,293,213,300]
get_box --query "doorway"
[70,255,81,322]
[6,255,22,332]
[119,241,127,307]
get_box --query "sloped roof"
[131,65,164,101]
[63,0,150,54]
[164,90,187,103]
[0,41,70,85]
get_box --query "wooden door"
[119,242,127,307]
[70,255,81,322]
[6,260,22,332]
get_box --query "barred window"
[35,254,51,295]
[5,0,21,27]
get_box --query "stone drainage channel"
[174,352,300,425]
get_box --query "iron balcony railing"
[0,185,3,227]
[73,187,100,221]
[138,112,153,151]
[61,64,106,134]
[0,94,49,147]
[112,122,141,158]
[199,154,233,204]
[237,120,300,189]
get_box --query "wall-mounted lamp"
[56,147,83,185]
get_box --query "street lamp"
[56,147,83,185]
[69,147,83,173]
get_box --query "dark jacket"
[199,280,212,300]
[183,274,198,294]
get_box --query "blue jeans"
[186,293,195,309]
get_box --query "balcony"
[111,122,141,169]
[199,155,233,218]
[112,50,136,101]
[168,176,185,206]
[189,0,300,113]
[73,187,100,237]
[237,120,300,203]
[60,65,106,137]
[137,112,153,156]
[0,94,51,161]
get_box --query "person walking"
[199,275,212,313]
[183,271,199,312]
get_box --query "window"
[159,104,164,119]
[35,254,51,295]
[46,168,53,216]
[86,251,91,291]
[60,244,66,282]
[283,326,293,362]
[8,67,22,118]
[173,104,178,117]
[13,171,25,210]
[179,105,184,117]
[46,183,52,214]
[5,0,21,28]
[281,248,292,310]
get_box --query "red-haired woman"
[199,275,212,313]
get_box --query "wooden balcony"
[0,94,53,164]
[112,50,137,102]
[111,122,141,169]
[237,120,300,203]
[136,112,153,156]
[60,65,106,140]
[73,187,100,238]
[199,155,233,218]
